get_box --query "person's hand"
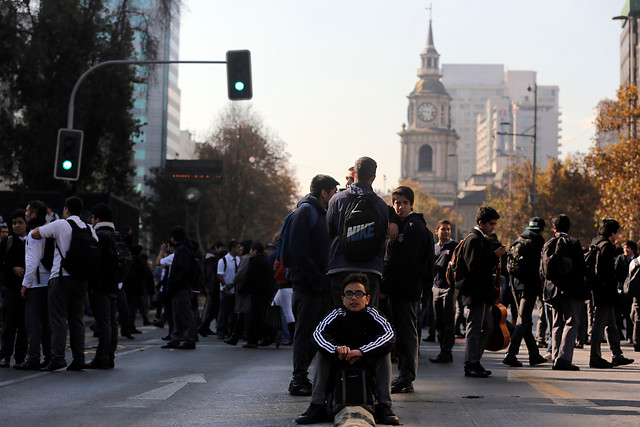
[13,266,25,278]
[336,345,351,360]
[495,245,506,257]
[160,243,167,252]
[20,286,27,298]
[346,349,363,364]
[387,223,399,241]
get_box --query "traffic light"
[226,50,253,100]
[54,128,83,181]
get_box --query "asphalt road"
[1,324,640,426]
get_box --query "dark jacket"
[166,239,195,293]
[288,194,331,295]
[313,306,395,360]
[591,235,619,306]
[542,233,587,302]
[433,239,458,288]
[245,254,275,300]
[509,229,545,295]
[91,223,119,294]
[614,253,634,288]
[326,183,389,276]
[381,212,431,301]
[0,235,26,291]
[458,228,500,306]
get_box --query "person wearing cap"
[502,217,549,368]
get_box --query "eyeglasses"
[342,290,368,299]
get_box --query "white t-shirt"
[37,216,98,279]
[23,231,50,288]
[218,253,240,292]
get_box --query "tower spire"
[418,4,439,78]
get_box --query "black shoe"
[429,353,453,363]
[274,330,283,349]
[123,334,135,340]
[537,340,548,349]
[161,341,180,349]
[197,329,209,338]
[131,329,143,334]
[553,359,580,371]
[177,342,196,350]
[66,360,85,371]
[374,403,400,425]
[224,337,238,346]
[589,357,613,369]
[391,381,414,393]
[289,378,313,396]
[41,360,67,371]
[14,360,41,370]
[242,343,258,349]
[85,359,110,369]
[634,346,640,352]
[478,363,492,376]
[152,320,165,328]
[257,339,274,347]
[0,357,10,368]
[465,367,489,378]
[612,355,634,367]
[502,354,523,367]
[422,334,436,342]
[455,331,465,338]
[296,404,326,424]
[143,320,152,326]
[529,354,548,366]
[161,335,171,341]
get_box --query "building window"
[418,145,433,171]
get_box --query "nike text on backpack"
[540,236,573,285]
[584,242,606,291]
[275,202,317,268]
[341,194,380,262]
[446,235,470,290]
[623,259,640,298]
[56,220,101,280]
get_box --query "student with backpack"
[296,273,398,425]
[502,217,548,368]
[32,196,99,371]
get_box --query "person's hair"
[476,206,500,224]
[171,226,186,242]
[91,203,113,223]
[598,218,620,238]
[250,241,264,254]
[27,200,47,220]
[241,240,253,255]
[624,240,638,253]
[64,196,83,216]
[391,186,414,205]
[214,241,225,249]
[228,240,240,250]
[551,214,571,233]
[354,157,377,182]
[527,216,546,231]
[436,219,451,231]
[10,209,25,221]
[131,245,143,256]
[342,273,370,294]
[310,174,339,198]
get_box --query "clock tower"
[399,18,458,206]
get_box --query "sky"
[178,0,624,195]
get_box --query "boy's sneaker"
[295,404,326,424]
[289,378,312,396]
[612,355,634,367]
[502,354,523,367]
[589,357,613,369]
[374,403,400,425]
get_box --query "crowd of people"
[1,155,639,426]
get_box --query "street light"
[496,83,538,216]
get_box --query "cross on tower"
[426,2,432,21]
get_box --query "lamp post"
[496,83,538,217]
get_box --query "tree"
[144,105,298,248]
[486,157,600,245]
[0,0,179,197]
[587,83,640,240]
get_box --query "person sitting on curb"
[295,273,399,425]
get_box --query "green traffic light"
[62,160,73,170]
[234,81,245,91]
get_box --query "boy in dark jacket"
[296,273,398,425]
[381,186,432,393]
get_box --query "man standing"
[16,201,52,370]
[86,203,120,369]
[0,209,28,368]
[32,196,98,371]
[327,157,389,308]
[198,241,225,337]
[217,240,242,340]
[381,186,431,394]
[502,217,548,368]
[541,214,587,371]
[458,206,505,378]
[430,220,458,364]
[288,174,339,396]
[588,219,634,368]
[161,226,198,350]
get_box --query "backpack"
[41,238,55,271]
[341,194,381,262]
[275,202,317,268]
[540,235,573,285]
[112,231,133,283]
[329,367,376,416]
[57,220,101,280]
[446,234,471,290]
[584,241,606,291]
[506,237,534,280]
[623,259,640,297]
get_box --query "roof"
[412,79,450,97]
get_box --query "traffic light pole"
[66,59,225,129]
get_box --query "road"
[1,324,639,426]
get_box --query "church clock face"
[418,102,436,122]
